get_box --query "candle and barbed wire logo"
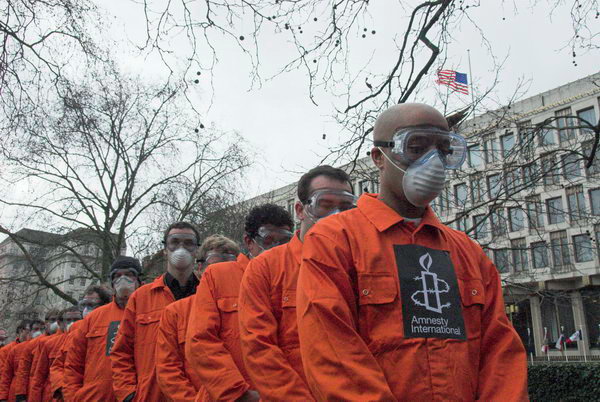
[410,253,451,314]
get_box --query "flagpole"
[467,49,476,108]
[581,327,587,362]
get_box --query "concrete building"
[242,72,600,360]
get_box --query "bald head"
[373,103,449,142]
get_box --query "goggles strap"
[379,147,407,174]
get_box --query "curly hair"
[244,203,293,238]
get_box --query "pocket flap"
[282,290,296,308]
[460,279,485,306]
[136,311,161,325]
[85,327,105,338]
[217,297,239,312]
[358,274,398,306]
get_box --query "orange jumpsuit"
[185,254,254,402]
[64,301,125,402]
[239,234,314,401]
[155,295,203,402]
[0,340,19,401]
[297,193,528,401]
[49,320,84,400]
[14,335,46,398]
[29,332,65,402]
[110,274,175,402]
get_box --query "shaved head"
[373,103,449,142]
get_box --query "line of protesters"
[0,104,529,401]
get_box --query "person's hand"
[236,390,260,402]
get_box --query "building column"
[530,295,543,357]
[571,290,590,356]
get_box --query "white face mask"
[82,307,94,318]
[381,148,446,207]
[113,276,137,297]
[48,322,59,334]
[66,322,74,332]
[169,248,194,269]
[32,330,42,339]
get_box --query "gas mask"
[48,321,59,334]
[113,276,137,297]
[165,233,198,269]
[169,247,194,269]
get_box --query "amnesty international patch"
[394,245,466,340]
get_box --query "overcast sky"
[100,1,599,199]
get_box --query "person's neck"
[167,265,194,286]
[115,296,129,309]
[378,188,425,218]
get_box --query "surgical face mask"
[32,330,42,339]
[49,322,59,334]
[114,276,137,297]
[381,148,447,207]
[169,247,194,269]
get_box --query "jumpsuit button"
[283,296,289,302]
[362,289,370,296]
[471,289,478,296]
[233,303,238,307]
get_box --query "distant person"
[186,204,293,402]
[79,285,112,318]
[0,329,7,348]
[64,256,142,402]
[196,234,241,276]
[49,307,83,400]
[238,165,356,400]
[296,104,528,401]
[111,222,201,402]
[0,320,31,402]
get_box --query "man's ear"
[295,201,305,222]
[243,234,253,250]
[371,147,384,170]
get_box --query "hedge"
[528,362,600,401]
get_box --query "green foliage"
[528,363,600,401]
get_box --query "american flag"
[436,70,469,95]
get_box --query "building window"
[455,215,468,232]
[581,289,600,350]
[505,168,521,193]
[540,296,576,346]
[494,248,510,273]
[509,207,525,232]
[438,185,451,214]
[484,135,500,164]
[487,173,502,198]
[590,189,600,215]
[573,234,593,263]
[68,275,74,285]
[550,230,571,268]
[539,126,556,146]
[555,107,575,143]
[468,144,484,168]
[541,154,560,186]
[473,215,488,240]
[526,195,544,230]
[79,277,86,286]
[359,180,371,193]
[577,107,596,135]
[511,238,528,272]
[501,133,515,158]
[531,242,549,268]
[522,162,540,187]
[490,208,507,238]
[581,141,600,176]
[546,197,565,224]
[562,153,582,181]
[454,183,468,208]
[470,174,485,204]
[519,121,534,158]
[566,185,586,222]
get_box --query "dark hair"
[84,285,112,305]
[44,309,60,320]
[297,165,352,204]
[244,203,293,239]
[162,222,201,246]
[31,319,45,328]
[60,306,80,319]
[16,319,31,332]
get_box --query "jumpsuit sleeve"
[63,320,89,400]
[14,343,34,397]
[155,305,197,402]
[0,347,15,399]
[49,339,67,396]
[110,293,138,402]
[185,270,250,402]
[29,342,50,402]
[297,230,397,401]
[476,254,528,401]
[238,260,314,401]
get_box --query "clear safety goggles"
[304,189,358,220]
[253,226,293,250]
[374,126,467,169]
[164,233,199,252]
[199,251,238,266]
[78,299,101,312]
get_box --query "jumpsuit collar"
[287,231,303,266]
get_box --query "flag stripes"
[436,70,469,95]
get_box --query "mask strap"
[378,147,407,173]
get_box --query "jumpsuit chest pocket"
[217,297,239,312]
[356,274,400,338]
[85,327,106,339]
[357,274,398,305]
[136,311,162,325]
[281,290,297,308]
[459,278,485,340]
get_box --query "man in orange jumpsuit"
[49,308,83,400]
[0,329,7,349]
[64,257,142,402]
[111,222,201,402]
[239,166,356,401]
[186,204,294,402]
[156,235,240,402]
[5,319,43,402]
[0,320,31,402]
[297,103,528,401]
[14,310,60,401]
